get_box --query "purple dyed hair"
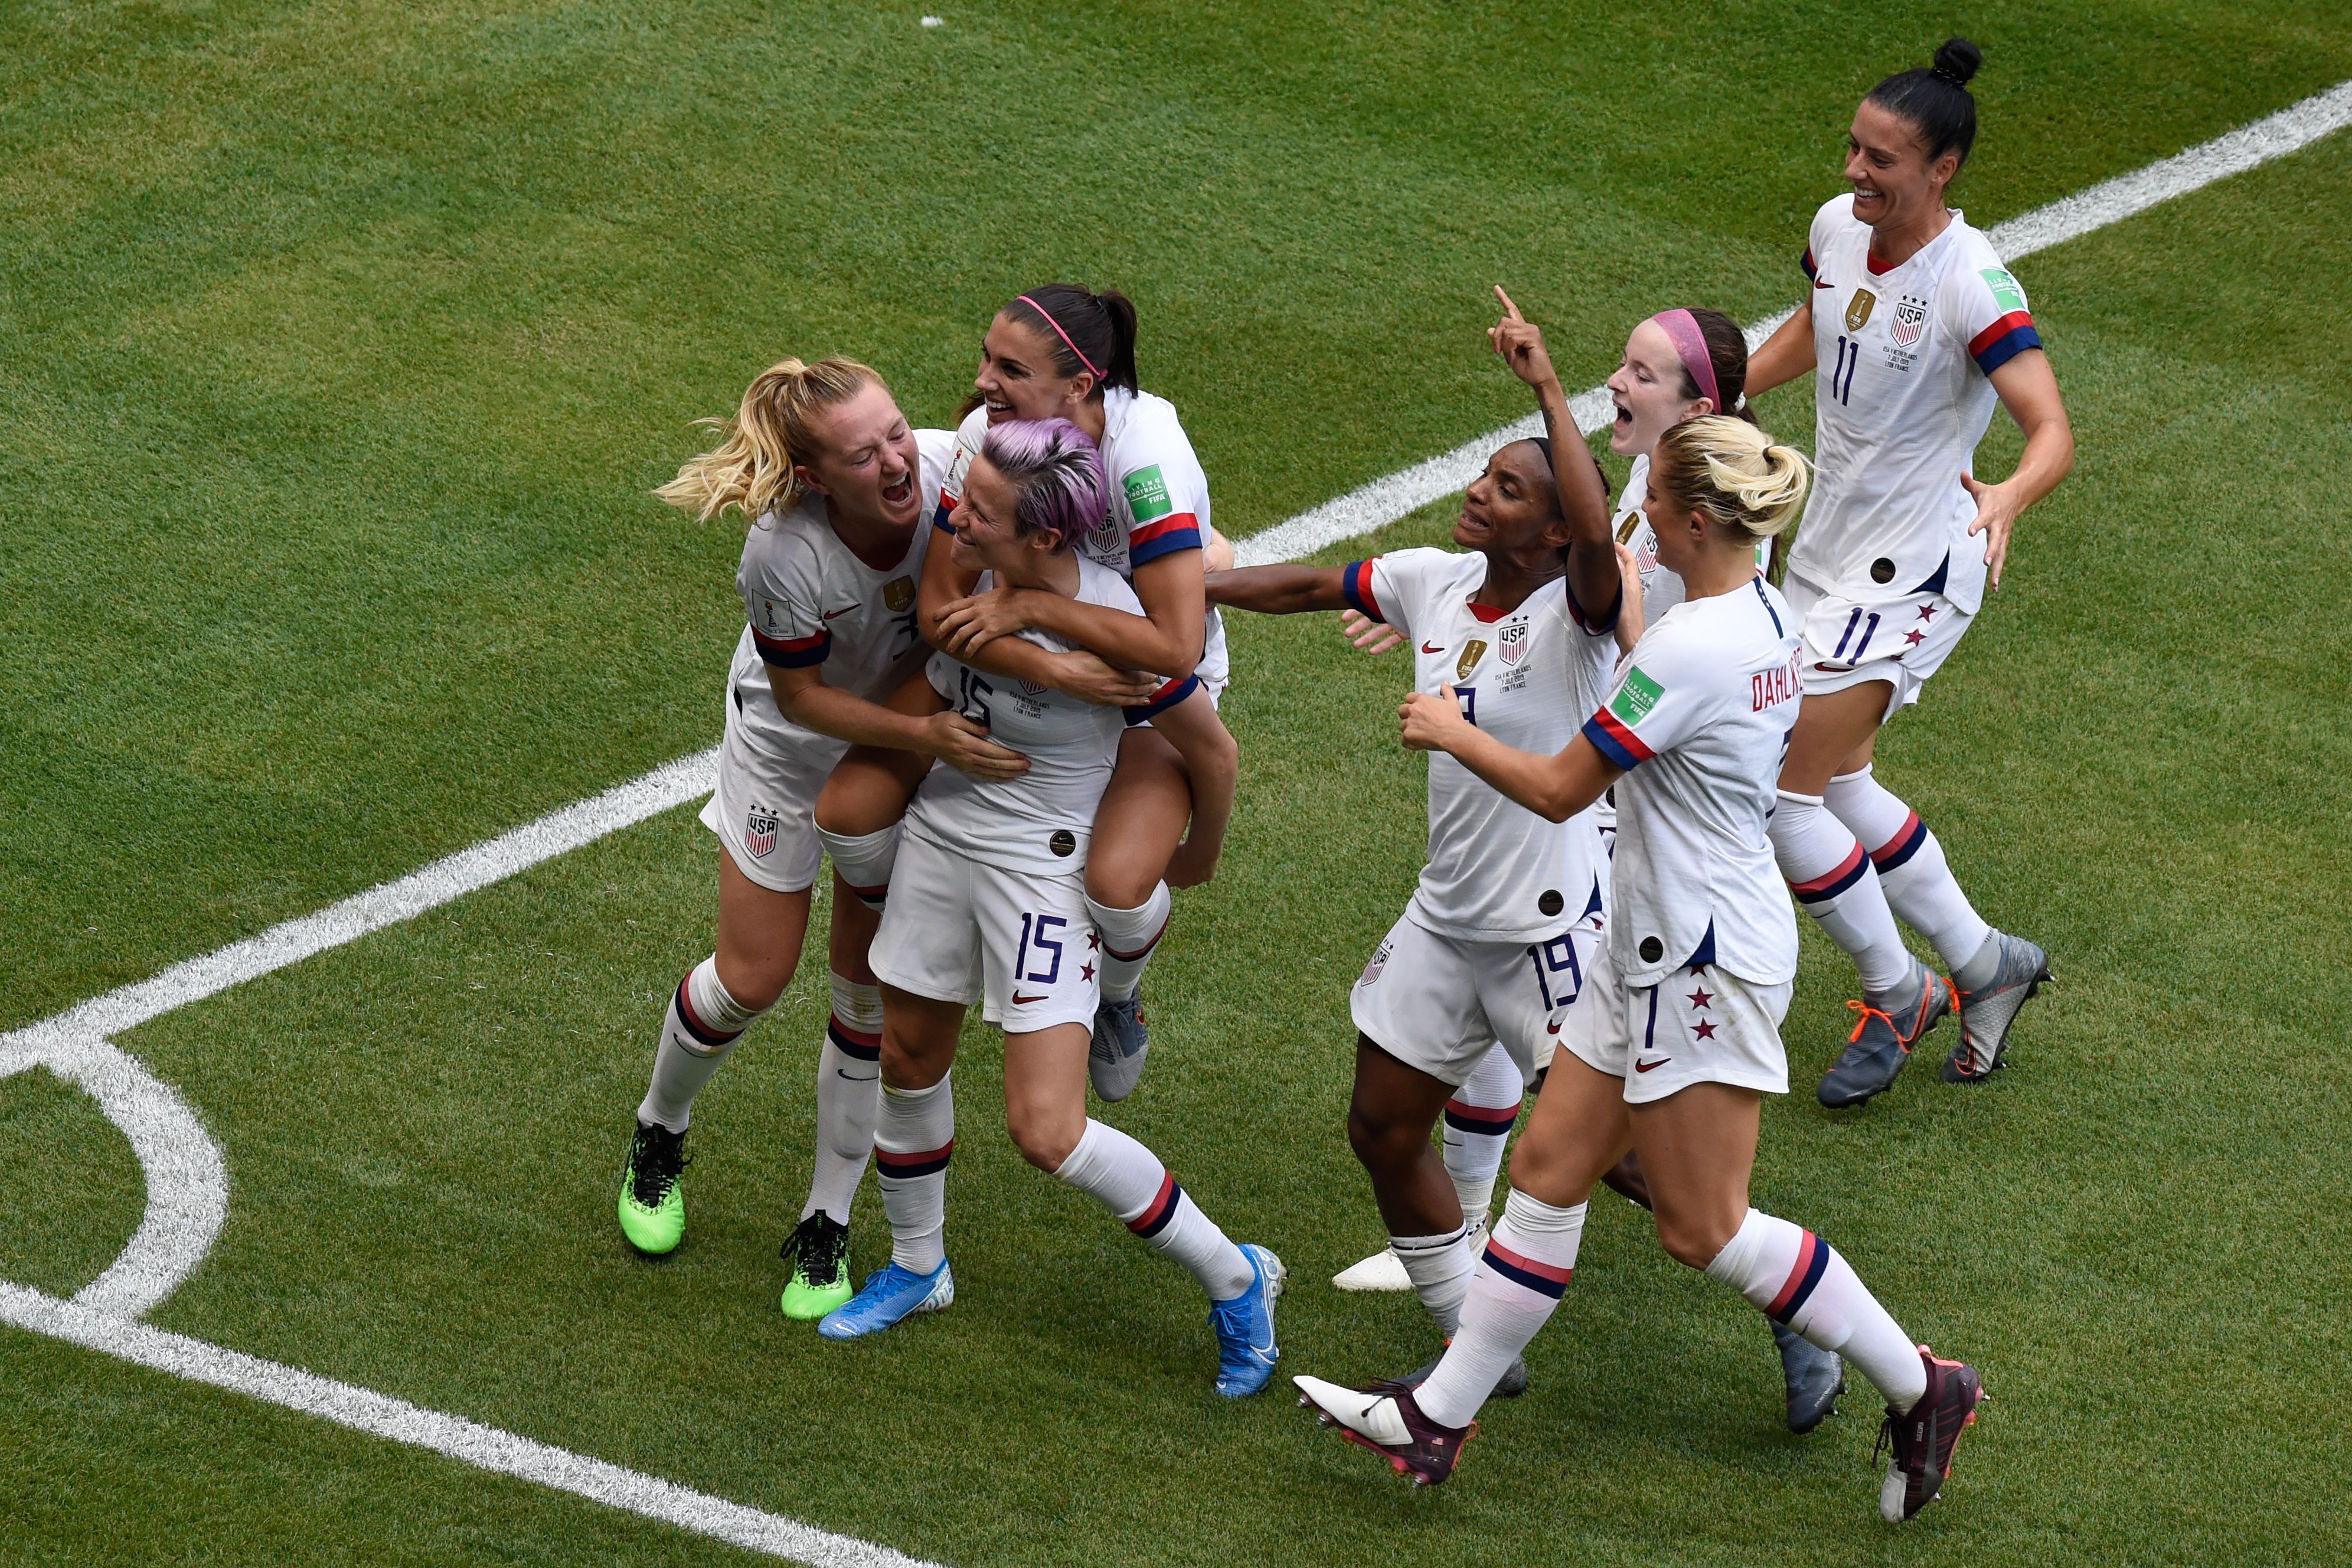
[976,417,1108,553]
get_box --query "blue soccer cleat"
[816,1260,955,1341]
[1208,1243,1286,1397]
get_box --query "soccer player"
[1744,38,2076,1104]
[620,357,1086,1320]
[1295,417,1985,1523]
[816,285,1229,1106]
[818,417,1283,1399]
[1207,291,1621,1401]
[1334,298,1847,1433]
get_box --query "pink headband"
[1017,294,1104,381]
[1650,308,1722,415]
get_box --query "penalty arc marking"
[4,76,2350,1568]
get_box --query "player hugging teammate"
[609,32,2074,1521]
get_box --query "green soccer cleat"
[780,1213,855,1321]
[617,1120,688,1255]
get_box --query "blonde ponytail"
[655,356,882,522]
[1651,415,1810,580]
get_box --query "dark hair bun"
[1932,37,1982,87]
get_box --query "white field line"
[1231,76,2352,568]
[1,1285,940,1568]
[6,74,2349,1568]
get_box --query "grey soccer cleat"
[1088,992,1150,1102]
[1818,959,1951,1108]
[1774,1319,1846,1433]
[1945,933,2052,1082]
[1398,1346,1529,1400]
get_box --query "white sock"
[1704,1207,1926,1410]
[1770,790,1914,995]
[1824,767,1994,977]
[818,824,900,911]
[1415,1190,1586,1429]
[1085,883,1171,1002]
[1054,1119,1254,1299]
[1442,1044,1523,1229]
[1391,1221,1475,1337]
[803,972,882,1224]
[636,957,766,1132]
[873,1072,954,1273]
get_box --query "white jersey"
[940,388,1229,688]
[907,557,1195,876]
[730,427,957,757]
[1581,576,1804,988]
[1794,197,2043,616]
[1343,547,1618,943]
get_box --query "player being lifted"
[818,417,1284,1399]
[814,285,1229,1108]
[620,357,1107,1321]
[1745,38,2076,1105]
[1332,298,1847,1433]
[1208,292,1621,1402]
[1295,416,1987,1523]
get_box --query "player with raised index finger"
[1744,38,2077,1103]
[1295,417,1987,1523]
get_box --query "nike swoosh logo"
[1814,279,1834,289]
[1012,992,1048,1004]
[823,604,861,620]
[1634,1057,1670,1073]
[1546,1020,1563,1035]
[1421,642,1443,654]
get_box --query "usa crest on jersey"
[1892,294,1929,348]
[1500,622,1528,666]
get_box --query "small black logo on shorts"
[1048,829,1077,858]
[1870,557,1896,584]
[1638,936,1664,963]
[1538,889,1564,917]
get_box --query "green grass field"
[6,2,2351,1563]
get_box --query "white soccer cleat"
[1293,1376,1411,1444]
[1332,1246,1412,1292]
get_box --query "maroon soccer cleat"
[1293,1375,1476,1486]
[1877,1347,1985,1520]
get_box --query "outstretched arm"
[1204,563,1354,615]
[1146,690,1240,889]
[1968,350,2075,590]
[1491,286,1618,626]
[1396,685,1621,823]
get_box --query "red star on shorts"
[1691,1018,1719,1040]
[1086,932,1100,950]
[1903,629,1926,646]
[1686,987,1713,1009]
[1686,962,1709,976]
[1081,962,1096,981]
[1916,605,1936,621]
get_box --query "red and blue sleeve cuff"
[1581,708,1651,769]
[1800,247,1817,282]
[1123,673,1200,726]
[1968,311,2041,375]
[932,495,959,533]
[1340,559,1385,623]
[751,626,830,668]
[1564,575,1622,636]
[1126,511,1202,567]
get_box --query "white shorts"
[1349,910,1606,1087]
[698,689,845,894]
[1559,937,1793,1105]
[1786,574,1974,723]
[867,830,1099,1034]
